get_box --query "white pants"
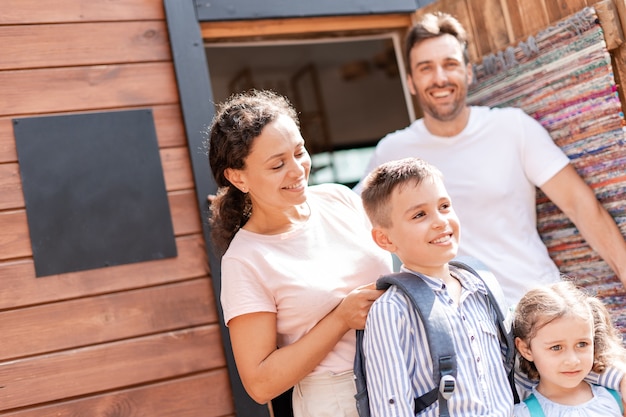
[292,370,359,417]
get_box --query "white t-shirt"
[221,183,393,375]
[355,106,570,305]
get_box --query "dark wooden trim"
[195,0,422,21]
[163,1,269,416]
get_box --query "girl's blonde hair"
[514,280,626,380]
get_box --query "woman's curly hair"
[206,89,299,255]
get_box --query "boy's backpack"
[354,256,518,417]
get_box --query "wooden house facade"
[1,1,626,416]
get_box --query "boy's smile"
[377,176,460,277]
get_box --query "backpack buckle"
[439,375,456,400]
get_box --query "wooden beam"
[596,0,625,50]
[201,14,413,40]
[610,0,626,40]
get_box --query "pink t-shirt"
[221,183,393,375]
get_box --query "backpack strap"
[523,393,545,417]
[606,387,624,413]
[353,328,370,417]
[449,256,520,404]
[377,273,457,417]
[523,387,623,416]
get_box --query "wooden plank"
[170,189,203,236]
[607,0,626,40]
[0,0,164,24]
[1,372,234,417]
[503,0,525,43]
[162,147,196,191]
[0,210,31,261]
[466,0,511,56]
[0,163,23,211]
[152,104,187,149]
[545,0,587,22]
[0,118,17,163]
[200,13,413,40]
[0,279,216,360]
[610,44,626,113]
[0,22,171,71]
[0,234,209,309]
[0,63,179,116]
[507,0,549,40]
[596,0,625,50]
[195,0,418,22]
[0,106,186,164]
[0,325,225,411]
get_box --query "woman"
[208,89,392,416]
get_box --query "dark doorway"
[205,34,413,187]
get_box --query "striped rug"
[467,7,626,333]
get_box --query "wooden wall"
[0,1,233,416]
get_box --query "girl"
[513,280,626,416]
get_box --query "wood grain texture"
[0,0,165,24]
[0,163,22,210]
[169,189,203,236]
[545,0,589,22]
[466,0,512,56]
[0,325,225,411]
[152,104,187,149]
[506,0,549,42]
[596,0,625,50]
[0,118,17,163]
[0,372,234,417]
[0,210,31,261]
[0,235,209,309]
[161,147,196,191]
[200,13,413,40]
[0,21,171,71]
[0,63,179,116]
[0,279,216,360]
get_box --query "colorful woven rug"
[467,7,626,334]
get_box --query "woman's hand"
[335,282,385,330]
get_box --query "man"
[354,11,626,304]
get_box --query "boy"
[359,157,624,416]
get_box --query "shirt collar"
[399,264,488,295]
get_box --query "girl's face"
[517,314,594,397]
[225,114,311,213]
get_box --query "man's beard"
[418,86,467,122]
